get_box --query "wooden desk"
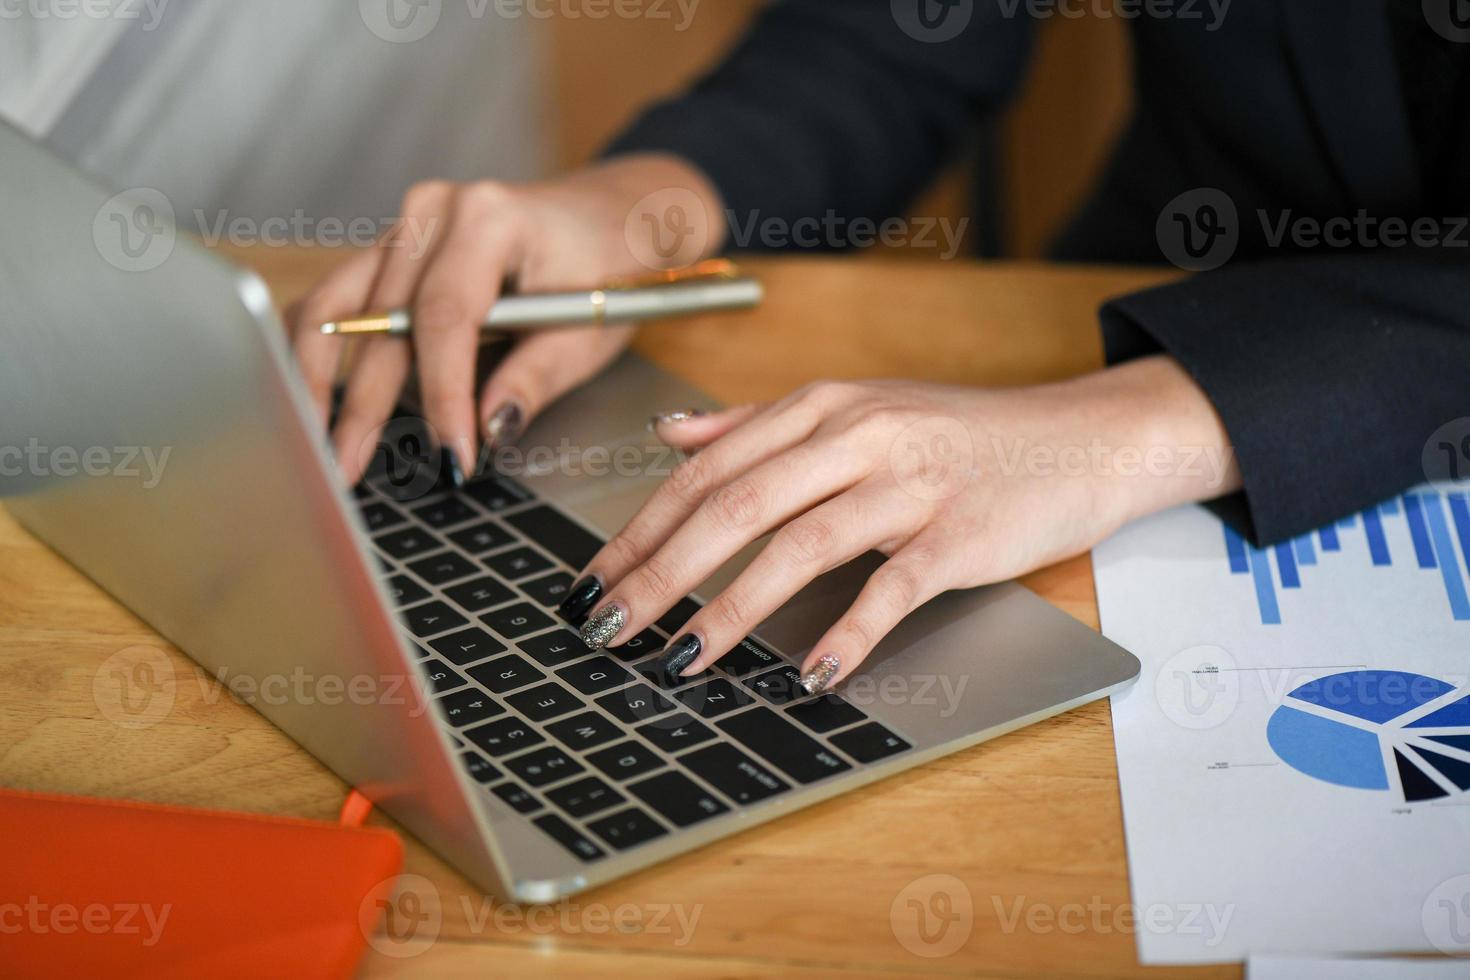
[0,248,1235,979]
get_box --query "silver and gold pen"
[319,259,762,336]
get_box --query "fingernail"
[444,450,466,490]
[797,654,841,696]
[657,633,702,685]
[580,602,626,650]
[558,575,603,623]
[484,402,524,449]
[647,408,707,432]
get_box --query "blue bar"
[1362,508,1392,566]
[1275,542,1302,588]
[1247,544,1282,625]
[1381,497,1401,516]
[1449,494,1470,584]
[1319,524,1342,552]
[1224,525,1249,574]
[1419,493,1470,621]
[1402,494,1437,568]
[1294,535,1317,566]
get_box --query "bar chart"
[1224,490,1470,625]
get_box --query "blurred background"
[0,2,1131,260]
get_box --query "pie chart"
[1266,670,1470,802]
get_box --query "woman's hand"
[289,154,725,486]
[560,355,1241,694]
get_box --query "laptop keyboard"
[355,466,912,864]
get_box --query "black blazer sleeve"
[1100,250,1470,545]
[605,0,1035,233]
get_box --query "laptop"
[0,122,1140,902]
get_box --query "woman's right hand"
[289,153,726,486]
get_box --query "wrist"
[568,153,728,272]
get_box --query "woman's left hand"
[561,355,1239,694]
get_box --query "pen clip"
[603,259,741,291]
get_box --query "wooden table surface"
[0,246,1242,979]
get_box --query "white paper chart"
[1094,486,1470,964]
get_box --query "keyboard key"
[636,712,716,754]
[608,629,664,662]
[680,743,790,806]
[443,576,516,613]
[785,694,867,734]
[637,659,714,692]
[653,597,702,636]
[557,656,635,695]
[374,526,443,560]
[544,710,622,752]
[533,813,604,861]
[718,707,851,784]
[504,506,601,569]
[520,571,574,607]
[460,752,501,783]
[586,740,664,781]
[505,746,584,788]
[482,602,555,639]
[430,627,506,666]
[518,629,587,668]
[545,775,625,819]
[830,722,913,764]
[720,637,784,677]
[407,551,480,586]
[412,496,479,529]
[374,553,394,574]
[485,546,553,581]
[673,677,755,719]
[447,521,515,555]
[504,682,582,722]
[353,482,375,500]
[628,770,730,828]
[586,807,667,851]
[491,780,541,814]
[409,643,432,659]
[418,658,468,694]
[464,475,533,512]
[361,501,406,533]
[401,600,468,637]
[744,665,803,705]
[385,574,429,607]
[467,654,545,694]
[437,687,505,727]
[596,684,676,724]
[465,716,544,756]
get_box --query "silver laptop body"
[0,122,1139,902]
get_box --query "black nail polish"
[558,576,603,623]
[657,633,702,686]
[444,450,466,490]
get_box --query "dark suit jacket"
[606,0,1470,545]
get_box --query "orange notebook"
[0,787,403,979]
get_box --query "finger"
[578,438,877,650]
[653,484,923,681]
[410,194,522,478]
[477,324,636,451]
[794,537,955,695]
[290,248,387,425]
[568,395,826,614]
[649,404,764,451]
[332,336,415,486]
